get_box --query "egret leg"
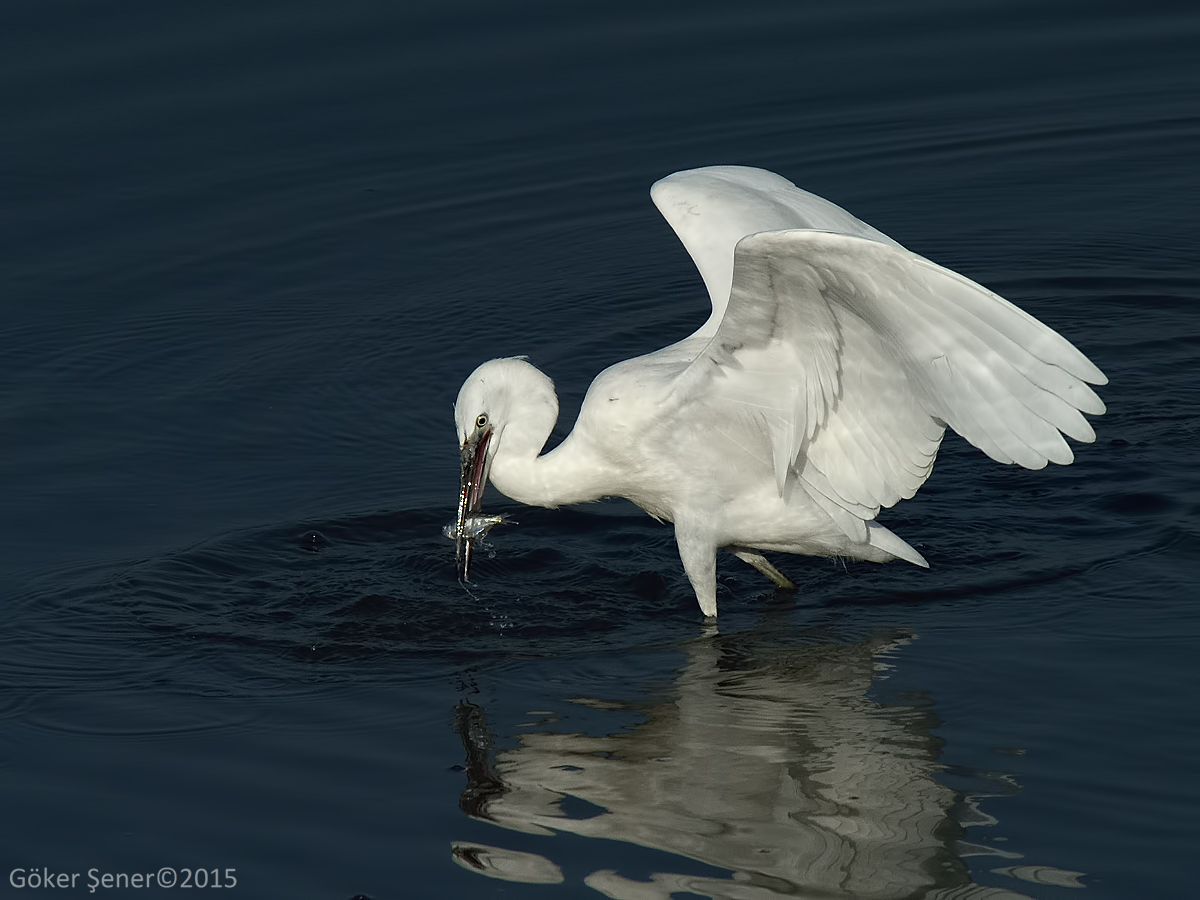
[731,549,796,590]
[675,525,718,618]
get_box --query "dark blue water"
[3,1,1198,897]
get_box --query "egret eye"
[475,414,489,429]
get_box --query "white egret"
[451,166,1107,617]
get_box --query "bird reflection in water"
[450,626,1085,898]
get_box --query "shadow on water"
[448,619,1086,898]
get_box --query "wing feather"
[650,166,1106,543]
[651,166,901,335]
[667,228,1106,529]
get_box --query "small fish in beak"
[448,422,497,581]
[444,512,511,582]
[442,513,511,542]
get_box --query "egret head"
[452,357,558,579]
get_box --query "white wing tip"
[1072,356,1108,386]
[867,522,928,568]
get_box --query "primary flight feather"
[450,165,1106,617]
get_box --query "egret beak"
[455,425,492,581]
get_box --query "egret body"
[452,166,1107,618]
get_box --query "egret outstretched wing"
[669,228,1108,537]
[651,166,901,336]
